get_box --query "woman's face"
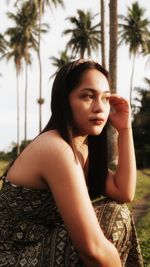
[69,69,110,136]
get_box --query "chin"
[89,128,104,136]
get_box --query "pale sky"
[0,0,150,152]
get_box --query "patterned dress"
[0,176,143,267]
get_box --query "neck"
[73,135,88,150]
[72,135,88,171]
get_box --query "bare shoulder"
[37,130,74,160]
[36,130,77,177]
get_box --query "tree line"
[0,0,150,167]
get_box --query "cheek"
[105,103,110,117]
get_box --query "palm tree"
[49,50,72,79]
[144,77,150,87]
[108,0,118,166]
[0,34,8,54]
[119,1,150,106]
[109,0,118,93]
[18,1,38,145]
[100,0,106,68]
[6,3,39,149]
[63,9,100,58]
[142,39,150,66]
[0,34,8,77]
[4,1,39,153]
[2,45,22,156]
[32,0,64,133]
[7,1,48,145]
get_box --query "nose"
[92,99,105,113]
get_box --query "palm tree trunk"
[108,0,118,166]
[16,69,20,155]
[24,62,28,145]
[109,0,118,93]
[130,52,136,107]
[38,0,43,133]
[100,0,106,68]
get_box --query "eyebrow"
[81,88,110,94]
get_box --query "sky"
[0,0,150,152]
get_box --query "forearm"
[114,128,136,201]
[80,238,122,267]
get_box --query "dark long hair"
[42,59,109,199]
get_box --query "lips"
[89,117,105,125]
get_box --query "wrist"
[117,127,132,135]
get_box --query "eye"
[80,93,94,100]
[101,95,110,103]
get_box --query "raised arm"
[106,95,136,203]
[40,133,122,267]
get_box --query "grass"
[134,169,150,203]
[128,169,150,266]
[0,160,8,188]
[0,160,150,265]
[137,207,150,266]
[0,160,8,175]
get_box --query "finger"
[109,96,129,111]
[109,94,128,105]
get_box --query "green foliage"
[49,50,73,79]
[133,87,150,168]
[137,207,150,266]
[63,9,100,58]
[119,1,150,55]
[0,140,31,162]
[0,34,8,54]
[0,160,8,176]
[134,169,150,203]
[131,169,150,266]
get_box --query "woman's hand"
[109,94,131,133]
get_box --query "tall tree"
[109,0,118,93]
[100,0,106,68]
[49,50,72,79]
[2,46,22,155]
[0,34,8,54]
[63,9,100,58]
[142,38,150,67]
[119,1,150,106]
[33,0,64,133]
[0,34,8,76]
[108,0,118,165]
[6,2,39,148]
[19,1,38,145]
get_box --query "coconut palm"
[31,0,64,132]
[0,34,8,77]
[63,9,100,58]
[4,1,40,153]
[144,77,150,87]
[119,1,150,105]
[142,39,150,66]
[108,0,118,166]
[100,0,106,68]
[0,34,8,54]
[49,50,72,79]
[18,1,38,145]
[6,4,36,148]
[7,1,48,145]
[109,0,118,93]
[2,45,22,155]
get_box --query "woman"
[0,59,143,266]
